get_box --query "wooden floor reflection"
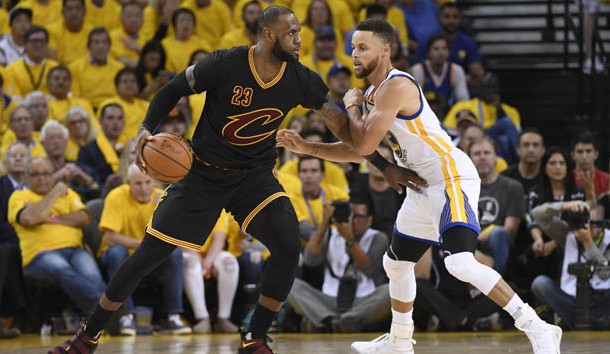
[1,331,609,353]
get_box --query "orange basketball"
[142,133,193,183]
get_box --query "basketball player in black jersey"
[48,6,426,354]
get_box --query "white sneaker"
[351,322,416,354]
[119,314,136,336]
[515,305,562,354]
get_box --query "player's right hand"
[382,164,428,194]
[135,127,153,173]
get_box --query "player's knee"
[443,252,475,281]
[383,253,414,280]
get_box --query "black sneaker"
[237,332,275,354]
[158,314,192,335]
[47,325,100,354]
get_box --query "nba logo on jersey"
[386,131,408,164]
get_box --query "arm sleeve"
[452,64,470,102]
[299,67,329,110]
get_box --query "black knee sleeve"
[105,234,178,302]
[246,197,301,302]
[441,226,478,255]
[387,233,430,262]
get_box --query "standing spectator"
[110,3,146,68]
[436,2,484,82]
[1,106,46,159]
[182,0,232,50]
[299,0,344,58]
[46,0,93,65]
[69,28,124,109]
[46,65,96,126]
[97,164,190,335]
[0,7,32,66]
[570,131,610,198]
[64,106,98,162]
[84,0,121,31]
[161,8,212,73]
[411,34,469,118]
[503,128,546,194]
[8,157,105,316]
[218,0,261,49]
[135,40,170,100]
[182,210,240,333]
[469,136,524,275]
[18,0,61,27]
[2,26,58,99]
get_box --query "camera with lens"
[331,200,352,223]
[562,209,590,230]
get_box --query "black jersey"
[188,46,328,170]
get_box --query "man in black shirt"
[502,128,545,194]
[49,6,425,354]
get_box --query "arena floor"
[1,331,609,353]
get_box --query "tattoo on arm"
[316,98,354,145]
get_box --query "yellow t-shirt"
[293,0,355,35]
[161,35,213,73]
[298,25,345,58]
[187,93,206,140]
[279,158,349,194]
[358,6,408,46]
[8,188,87,266]
[46,20,93,65]
[19,0,62,26]
[218,28,255,50]
[65,137,85,162]
[226,211,270,260]
[97,184,163,256]
[182,0,233,49]
[276,168,301,196]
[110,28,149,64]
[69,57,124,109]
[48,96,96,126]
[141,6,174,41]
[98,96,149,144]
[0,9,9,37]
[3,58,59,98]
[0,96,19,141]
[84,0,121,31]
[199,209,230,255]
[300,52,363,88]
[444,98,522,133]
[1,131,47,160]
[288,184,349,226]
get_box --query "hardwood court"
[1,332,608,354]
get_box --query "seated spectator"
[8,157,105,316]
[218,0,261,49]
[456,123,507,173]
[531,202,610,330]
[158,109,189,137]
[411,34,469,118]
[0,73,20,141]
[77,103,125,187]
[161,8,212,74]
[135,40,170,100]
[24,90,50,131]
[46,0,92,65]
[327,64,351,113]
[40,120,97,195]
[287,198,390,332]
[469,137,524,275]
[46,65,96,127]
[445,73,521,164]
[1,106,46,160]
[570,131,610,198]
[181,0,232,50]
[357,1,409,55]
[99,68,149,144]
[2,26,58,99]
[0,7,32,66]
[69,28,124,109]
[503,128,546,194]
[182,210,240,333]
[110,3,146,68]
[413,247,501,332]
[0,142,30,338]
[292,0,354,43]
[435,2,484,82]
[97,164,190,335]
[299,0,344,58]
[64,106,98,162]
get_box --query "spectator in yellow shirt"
[2,26,58,99]
[293,0,354,41]
[64,106,98,162]
[47,0,93,65]
[24,90,50,131]
[182,0,233,49]
[1,106,46,160]
[7,157,104,316]
[18,0,61,27]
[84,0,121,31]
[161,8,213,73]
[218,0,261,49]
[0,73,20,141]
[110,3,147,68]
[135,40,170,100]
[299,0,344,57]
[69,28,124,109]
[46,65,96,127]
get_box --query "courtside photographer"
[530,201,610,330]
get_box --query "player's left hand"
[276,129,311,155]
[382,164,428,194]
[135,127,153,173]
[343,88,364,107]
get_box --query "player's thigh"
[395,187,441,244]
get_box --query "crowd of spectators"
[0,0,609,340]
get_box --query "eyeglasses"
[28,172,53,178]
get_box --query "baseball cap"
[327,64,351,79]
[9,7,32,25]
[315,25,336,40]
[455,109,477,126]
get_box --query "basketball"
[141,133,193,183]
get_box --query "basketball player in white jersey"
[277,19,562,354]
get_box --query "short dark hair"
[24,25,49,43]
[99,103,123,119]
[518,127,545,146]
[47,65,72,81]
[121,1,142,15]
[257,5,294,35]
[298,155,325,173]
[172,8,196,28]
[467,135,499,156]
[349,194,374,217]
[355,18,394,45]
[87,27,110,48]
[114,67,138,88]
[365,4,387,18]
[426,34,449,54]
[570,130,598,151]
[62,0,84,10]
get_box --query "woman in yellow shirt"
[64,106,98,161]
[161,8,212,73]
[299,0,344,57]
[135,40,170,100]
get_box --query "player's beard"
[272,39,297,62]
[355,57,379,79]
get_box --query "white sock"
[182,251,209,319]
[214,252,239,319]
[392,308,413,325]
[503,294,526,320]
